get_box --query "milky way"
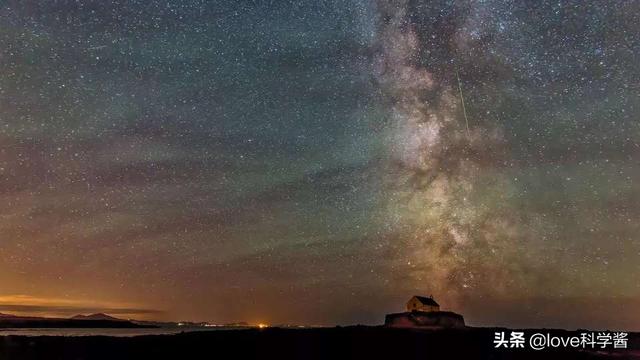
[375,0,544,303]
[0,1,639,329]
[373,0,640,329]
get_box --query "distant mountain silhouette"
[223,321,249,327]
[0,312,45,320]
[0,312,26,318]
[71,313,125,321]
[0,312,153,328]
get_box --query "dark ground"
[0,326,638,360]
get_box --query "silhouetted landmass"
[223,321,249,327]
[71,313,127,322]
[0,313,153,329]
[0,326,638,359]
[132,320,211,328]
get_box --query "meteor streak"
[456,68,471,139]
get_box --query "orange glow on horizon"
[0,294,156,320]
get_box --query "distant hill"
[71,313,125,322]
[224,321,249,327]
[131,320,211,328]
[0,313,48,321]
[0,312,154,329]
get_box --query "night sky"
[0,0,639,330]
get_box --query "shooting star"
[456,68,471,139]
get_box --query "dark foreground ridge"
[0,326,638,360]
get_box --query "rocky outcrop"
[385,311,465,328]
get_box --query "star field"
[0,0,638,329]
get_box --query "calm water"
[0,327,241,337]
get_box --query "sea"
[0,327,243,337]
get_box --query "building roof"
[413,296,439,307]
